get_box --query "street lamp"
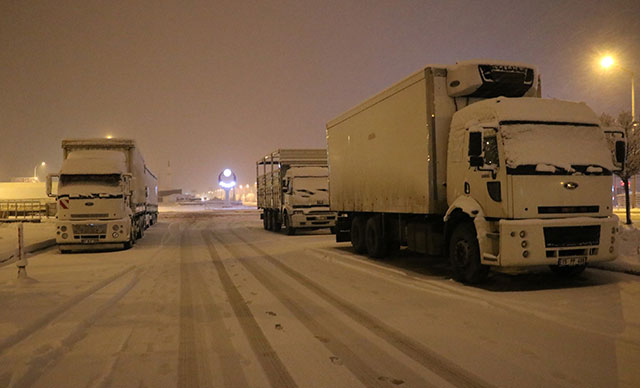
[33,161,45,181]
[601,55,637,209]
[600,55,635,121]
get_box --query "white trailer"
[327,60,623,283]
[47,138,158,251]
[257,149,337,235]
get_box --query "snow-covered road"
[1,210,639,387]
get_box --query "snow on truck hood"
[60,150,127,174]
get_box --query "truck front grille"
[543,225,600,248]
[72,224,107,235]
[71,213,110,219]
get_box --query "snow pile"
[502,123,614,171]
[593,223,640,274]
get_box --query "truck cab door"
[465,128,507,218]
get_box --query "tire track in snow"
[8,268,142,388]
[178,220,251,388]
[207,228,432,388]
[200,228,297,388]
[0,265,136,355]
[230,226,495,388]
[178,221,210,387]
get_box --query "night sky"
[2,0,639,192]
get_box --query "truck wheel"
[365,215,388,259]
[124,229,136,249]
[265,210,272,230]
[272,211,282,232]
[283,213,295,235]
[549,265,586,277]
[351,216,367,254]
[449,222,489,284]
[263,211,268,230]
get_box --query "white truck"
[257,149,337,235]
[47,139,158,251]
[327,60,624,283]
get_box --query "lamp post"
[33,162,45,181]
[601,55,637,207]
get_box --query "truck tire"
[351,215,367,254]
[365,215,388,259]
[283,212,295,235]
[124,228,136,249]
[263,211,268,229]
[448,222,489,284]
[272,211,282,232]
[265,210,273,231]
[549,264,586,277]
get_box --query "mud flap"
[335,215,351,243]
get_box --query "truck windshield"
[60,174,121,187]
[501,121,614,175]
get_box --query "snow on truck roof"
[61,150,127,174]
[257,149,327,166]
[453,97,600,127]
[62,138,136,149]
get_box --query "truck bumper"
[496,216,618,267]
[291,211,337,228]
[55,217,131,246]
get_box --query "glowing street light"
[600,55,614,69]
[600,55,635,121]
[33,161,45,181]
[218,168,237,206]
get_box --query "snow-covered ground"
[0,209,639,387]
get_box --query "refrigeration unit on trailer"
[327,60,623,283]
[47,138,158,252]
[257,149,337,235]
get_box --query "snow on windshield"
[501,123,614,171]
[293,177,328,195]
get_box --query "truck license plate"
[81,239,98,244]
[558,257,586,266]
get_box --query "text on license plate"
[558,257,587,266]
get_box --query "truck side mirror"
[468,132,482,157]
[46,174,59,197]
[615,140,626,164]
[468,132,483,167]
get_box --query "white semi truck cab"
[446,97,620,271]
[47,139,158,251]
[257,149,337,235]
[327,60,623,283]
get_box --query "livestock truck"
[327,60,624,283]
[257,149,337,235]
[47,139,158,252]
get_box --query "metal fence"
[0,199,54,222]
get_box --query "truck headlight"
[113,225,119,231]
[61,225,67,232]
[112,232,119,238]
[61,233,68,239]
[521,240,528,248]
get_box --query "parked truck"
[327,60,624,283]
[47,138,158,251]
[257,149,337,234]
